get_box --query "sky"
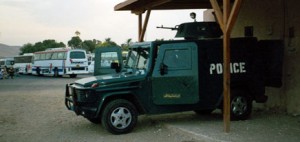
[0,0,205,46]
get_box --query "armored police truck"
[65,22,283,134]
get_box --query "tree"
[121,38,132,51]
[97,38,118,48]
[82,40,96,53]
[42,39,65,49]
[34,41,46,51]
[68,36,82,48]
[20,43,34,54]
[20,39,66,54]
[75,31,80,36]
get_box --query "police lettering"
[209,62,246,75]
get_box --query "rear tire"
[230,90,253,120]
[101,99,138,134]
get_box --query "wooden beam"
[227,0,242,33]
[210,0,243,133]
[210,0,225,32]
[223,0,231,133]
[138,14,142,42]
[139,10,151,42]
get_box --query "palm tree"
[121,38,132,51]
[105,38,111,43]
[75,31,80,37]
[126,38,132,45]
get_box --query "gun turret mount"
[157,22,223,39]
[175,22,222,39]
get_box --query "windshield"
[70,51,86,59]
[126,47,149,72]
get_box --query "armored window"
[163,49,191,69]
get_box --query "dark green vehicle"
[65,22,283,134]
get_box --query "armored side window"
[163,49,191,69]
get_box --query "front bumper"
[65,84,98,118]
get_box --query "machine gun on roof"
[156,25,179,31]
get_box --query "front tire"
[230,90,252,120]
[101,99,138,134]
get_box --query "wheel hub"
[232,97,247,115]
[110,107,132,129]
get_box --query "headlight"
[75,90,93,102]
[91,83,99,88]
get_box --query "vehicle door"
[152,42,199,105]
[94,47,123,76]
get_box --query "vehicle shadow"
[139,110,223,125]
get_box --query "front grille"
[74,89,96,102]
[75,90,84,102]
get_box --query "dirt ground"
[1,74,300,142]
[0,75,199,142]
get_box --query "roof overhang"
[115,0,214,14]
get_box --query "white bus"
[32,48,89,78]
[14,53,34,74]
[0,57,14,68]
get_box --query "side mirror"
[160,63,168,75]
[111,62,121,73]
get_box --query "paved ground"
[1,74,299,142]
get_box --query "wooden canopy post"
[138,14,142,42]
[210,0,242,133]
[223,0,231,132]
[136,10,151,42]
[139,10,151,42]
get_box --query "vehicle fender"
[94,90,145,117]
